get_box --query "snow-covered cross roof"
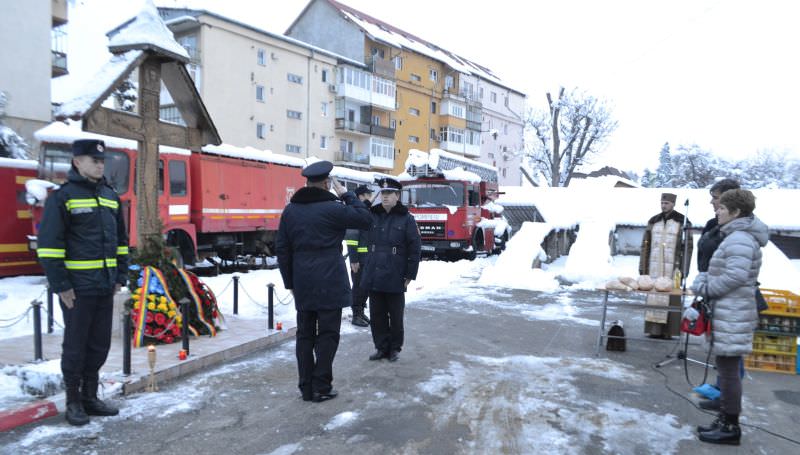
[108,0,189,63]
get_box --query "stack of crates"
[745,289,800,374]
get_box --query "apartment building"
[156,7,352,161]
[287,0,525,182]
[0,0,68,155]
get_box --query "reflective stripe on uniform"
[64,258,117,270]
[98,197,119,209]
[345,240,358,246]
[37,248,66,258]
[117,246,129,255]
[65,198,98,210]
[357,247,368,253]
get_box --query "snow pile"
[0,125,30,159]
[479,222,558,291]
[0,156,37,170]
[441,166,481,183]
[759,242,800,295]
[2,360,63,397]
[418,355,692,454]
[25,179,60,205]
[108,0,190,61]
[559,219,616,286]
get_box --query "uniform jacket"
[37,169,129,295]
[696,217,723,273]
[359,202,422,294]
[691,215,769,356]
[345,227,369,265]
[639,210,693,277]
[275,187,371,311]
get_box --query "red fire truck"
[0,157,41,275]
[401,149,510,260]
[22,121,382,270]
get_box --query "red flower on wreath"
[172,325,181,336]
[154,312,167,326]
[144,326,153,336]
[163,335,174,344]
[146,312,154,323]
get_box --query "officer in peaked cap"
[37,138,128,426]
[276,160,371,403]
[376,177,402,192]
[345,184,375,327]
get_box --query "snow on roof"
[35,120,191,156]
[497,186,800,231]
[333,5,514,90]
[54,50,144,120]
[0,156,38,171]
[202,144,305,167]
[108,0,189,62]
[568,174,641,189]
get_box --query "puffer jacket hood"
[720,215,769,247]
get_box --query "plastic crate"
[752,333,798,355]
[745,352,797,374]
[760,288,800,315]
[757,315,799,335]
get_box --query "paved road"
[2,278,798,454]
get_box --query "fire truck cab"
[401,149,509,260]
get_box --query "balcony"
[370,124,395,139]
[52,0,68,26]
[51,50,67,77]
[183,45,201,64]
[466,120,481,131]
[368,56,395,79]
[52,24,68,78]
[335,118,371,135]
[335,150,370,166]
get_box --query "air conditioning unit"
[328,84,337,93]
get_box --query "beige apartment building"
[157,7,356,161]
[0,0,68,155]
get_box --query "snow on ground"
[323,411,359,431]
[417,354,693,454]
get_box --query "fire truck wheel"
[494,232,509,254]
[465,230,483,261]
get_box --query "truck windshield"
[40,144,130,195]
[402,183,464,207]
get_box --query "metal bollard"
[123,307,131,376]
[232,275,239,315]
[180,297,190,355]
[46,287,54,334]
[267,283,274,330]
[32,300,43,361]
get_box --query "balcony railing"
[368,56,395,79]
[51,51,68,77]
[466,120,481,131]
[370,124,395,139]
[335,150,370,165]
[335,118,371,135]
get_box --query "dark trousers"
[716,355,743,416]
[369,291,405,353]
[350,269,368,311]
[60,293,114,386]
[296,308,342,396]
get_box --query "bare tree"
[525,87,617,187]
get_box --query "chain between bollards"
[123,306,131,376]
[32,300,43,361]
[232,275,239,315]
[46,287,54,334]
[267,283,274,330]
[181,297,190,355]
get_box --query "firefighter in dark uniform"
[345,184,374,327]
[276,161,371,402]
[360,178,421,362]
[37,139,128,426]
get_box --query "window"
[390,119,397,129]
[460,81,473,98]
[371,47,385,59]
[373,76,395,98]
[429,69,438,82]
[444,75,454,91]
[439,127,464,143]
[410,73,421,82]
[490,92,497,103]
[449,104,465,118]
[372,115,380,126]
[408,135,419,143]
[159,105,185,126]
[256,85,265,102]
[430,128,436,140]
[158,160,164,194]
[321,102,328,117]
[257,48,266,66]
[321,69,328,82]
[256,123,266,139]
[287,73,303,84]
[168,160,187,196]
[431,101,437,113]
[370,137,393,159]
[394,56,403,70]
[408,107,420,116]
[286,144,302,153]
[479,87,484,99]
[502,168,507,177]
[340,139,354,154]
[503,123,508,135]
[287,110,302,120]
[320,136,328,149]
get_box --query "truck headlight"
[450,242,461,248]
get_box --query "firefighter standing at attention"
[37,139,129,426]
[345,184,374,327]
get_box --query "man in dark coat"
[37,139,128,426]
[345,185,374,327]
[275,161,371,402]
[359,178,421,362]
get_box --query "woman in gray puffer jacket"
[691,189,768,446]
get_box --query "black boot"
[82,379,119,416]
[351,308,369,327]
[699,413,741,445]
[65,383,89,426]
[696,413,723,433]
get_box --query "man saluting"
[275,161,371,402]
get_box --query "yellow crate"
[761,288,800,315]
[752,333,798,355]
[745,353,797,374]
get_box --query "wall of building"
[0,0,53,153]
[477,79,525,186]
[286,0,364,63]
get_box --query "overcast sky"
[59,0,800,173]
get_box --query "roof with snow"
[497,185,800,231]
[287,0,525,95]
[107,0,189,62]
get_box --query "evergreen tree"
[653,142,672,187]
